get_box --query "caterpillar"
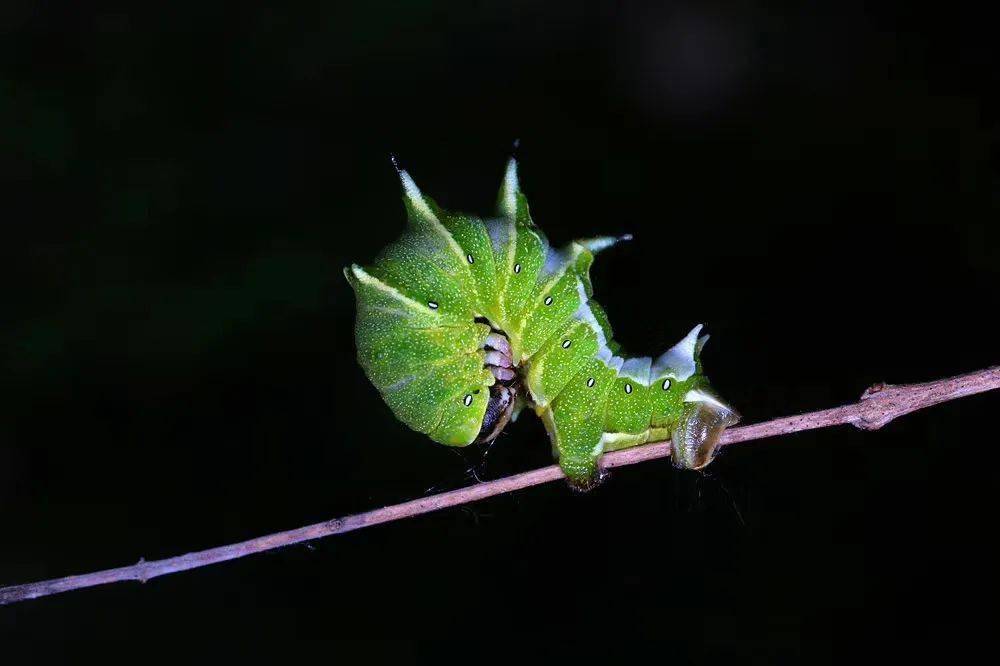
[345,158,739,490]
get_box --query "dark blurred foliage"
[1,0,997,658]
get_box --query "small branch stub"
[853,368,1000,431]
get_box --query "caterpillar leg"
[538,360,617,490]
[476,330,520,444]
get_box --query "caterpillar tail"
[534,330,740,491]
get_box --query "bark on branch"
[2,366,997,606]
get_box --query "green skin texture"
[346,160,730,489]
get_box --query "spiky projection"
[345,159,739,489]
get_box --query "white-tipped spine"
[398,169,440,224]
[500,158,519,220]
[652,324,704,381]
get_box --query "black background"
[2,1,997,658]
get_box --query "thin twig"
[2,366,997,606]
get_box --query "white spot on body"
[544,296,553,306]
[587,377,595,387]
[427,301,439,310]
[463,394,473,407]
[514,263,522,274]
[561,339,572,349]
[662,379,672,390]
[625,383,633,394]
[467,254,475,264]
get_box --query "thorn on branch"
[855,382,901,430]
[861,382,889,398]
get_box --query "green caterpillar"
[345,158,739,490]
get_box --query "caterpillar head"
[653,325,740,470]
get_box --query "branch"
[2,366,997,606]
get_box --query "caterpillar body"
[345,159,739,490]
